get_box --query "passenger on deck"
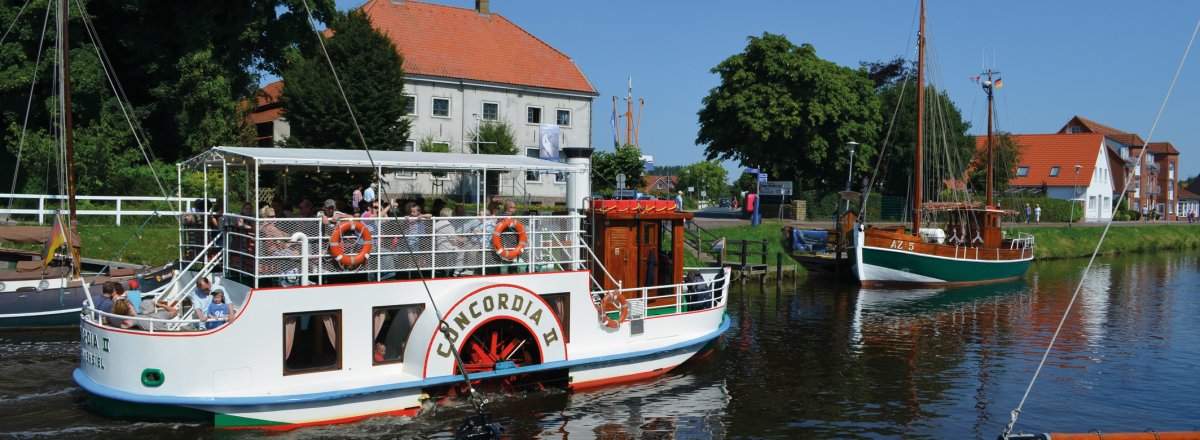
[201,288,234,330]
[297,198,314,217]
[352,185,364,215]
[435,208,471,275]
[93,282,119,316]
[318,199,352,226]
[108,298,135,328]
[125,279,143,313]
[503,200,517,216]
[134,300,180,331]
[374,342,387,362]
[189,277,213,325]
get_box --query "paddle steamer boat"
[73,146,730,429]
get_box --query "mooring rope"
[1001,19,1200,439]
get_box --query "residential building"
[1177,186,1200,219]
[641,175,679,196]
[1058,116,1180,220]
[251,0,598,204]
[979,133,1115,221]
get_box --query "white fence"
[0,193,188,225]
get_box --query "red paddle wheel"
[449,319,544,395]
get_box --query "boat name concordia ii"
[73,146,730,430]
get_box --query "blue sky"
[328,0,1200,179]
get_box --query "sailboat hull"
[852,224,1033,286]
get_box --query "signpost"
[759,181,793,196]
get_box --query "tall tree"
[872,81,975,197]
[696,33,882,194]
[591,145,645,194]
[677,161,729,199]
[968,131,1022,194]
[469,121,519,195]
[280,9,410,150]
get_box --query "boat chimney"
[561,147,594,214]
[475,0,489,15]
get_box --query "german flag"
[41,213,80,275]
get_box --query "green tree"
[968,131,1022,194]
[696,33,881,194]
[171,48,256,156]
[677,161,729,201]
[591,145,645,194]
[873,81,975,197]
[280,10,410,150]
[468,121,518,156]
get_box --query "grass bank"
[5,224,178,266]
[1004,224,1200,260]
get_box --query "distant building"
[1177,186,1200,219]
[641,175,678,196]
[1058,116,1180,220]
[977,133,1115,221]
[251,0,597,203]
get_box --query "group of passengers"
[88,275,232,331]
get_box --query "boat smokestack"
[562,147,593,214]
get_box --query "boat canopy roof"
[181,146,586,173]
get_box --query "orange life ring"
[491,218,527,261]
[329,220,373,267]
[599,292,629,329]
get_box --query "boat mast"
[59,0,78,222]
[913,0,925,233]
[983,68,998,207]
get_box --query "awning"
[181,146,587,173]
[0,225,82,248]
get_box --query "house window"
[283,311,342,374]
[482,102,499,121]
[372,304,425,365]
[404,94,416,115]
[396,141,416,178]
[1016,167,1029,177]
[556,109,571,126]
[432,98,450,118]
[1049,166,1060,177]
[525,148,541,181]
[526,106,542,124]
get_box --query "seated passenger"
[108,298,136,328]
[125,279,143,313]
[318,199,353,226]
[134,300,180,331]
[201,289,234,329]
[435,208,471,275]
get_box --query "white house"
[981,133,1115,221]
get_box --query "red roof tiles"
[1146,141,1179,155]
[360,0,595,94]
[1059,116,1144,146]
[975,133,1106,187]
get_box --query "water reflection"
[2,252,1199,438]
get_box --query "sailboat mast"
[985,69,995,207]
[59,0,78,222]
[913,0,925,234]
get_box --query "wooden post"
[761,238,769,264]
[776,252,782,283]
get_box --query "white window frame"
[555,109,572,127]
[481,102,499,121]
[524,148,542,182]
[404,94,417,116]
[526,106,543,125]
[432,97,451,118]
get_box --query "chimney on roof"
[475,0,489,15]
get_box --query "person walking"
[675,191,684,212]
[1024,203,1031,224]
[1034,204,1042,224]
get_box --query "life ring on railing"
[598,292,629,329]
[329,220,372,268]
[491,218,527,261]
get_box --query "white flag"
[539,124,561,159]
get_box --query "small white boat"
[73,146,730,430]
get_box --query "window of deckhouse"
[283,311,342,374]
[372,304,425,365]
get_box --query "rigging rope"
[0,0,32,46]
[6,0,53,215]
[1001,19,1200,439]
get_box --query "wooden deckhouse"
[589,200,691,304]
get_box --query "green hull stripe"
[86,394,211,421]
[862,247,1031,282]
[215,412,290,428]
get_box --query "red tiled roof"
[250,107,283,125]
[360,0,595,94]
[1146,141,1179,155]
[1178,186,1200,201]
[975,133,1106,187]
[1059,116,1145,146]
[256,81,283,107]
[640,175,678,193]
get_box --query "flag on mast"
[994,78,1004,88]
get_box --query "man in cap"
[675,191,684,212]
[318,198,352,226]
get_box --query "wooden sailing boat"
[850,0,1035,286]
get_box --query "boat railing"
[81,305,227,333]
[219,213,584,287]
[591,267,729,319]
[154,234,223,309]
[579,240,622,297]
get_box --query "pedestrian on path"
[1024,203,1031,224]
[675,191,684,212]
[1034,204,1042,224]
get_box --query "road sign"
[701,190,707,197]
[744,168,759,174]
[757,172,768,183]
[760,181,793,196]
[687,186,695,192]
[616,173,626,190]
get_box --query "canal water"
[2,251,1198,439]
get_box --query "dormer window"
[1016,167,1029,177]
[1049,166,1060,177]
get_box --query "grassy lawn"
[686,219,798,267]
[5,223,179,266]
[1004,224,1200,260]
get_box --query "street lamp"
[1070,164,1081,226]
[845,142,859,192]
